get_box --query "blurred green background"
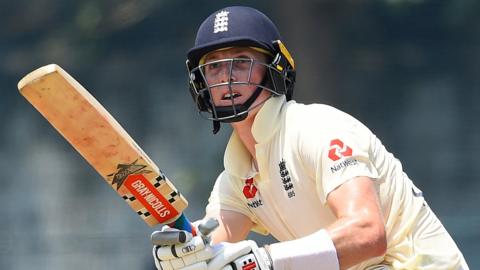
[1,0,478,269]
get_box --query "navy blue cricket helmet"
[186,6,296,133]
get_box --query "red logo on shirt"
[328,139,353,161]
[242,178,258,199]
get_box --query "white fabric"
[205,96,468,269]
[268,229,338,270]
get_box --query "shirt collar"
[224,96,287,178]
[251,95,286,144]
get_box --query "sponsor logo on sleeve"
[328,139,353,161]
[330,158,360,173]
[243,178,263,208]
[328,139,359,173]
[243,178,257,199]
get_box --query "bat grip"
[168,213,197,236]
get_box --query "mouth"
[222,92,241,100]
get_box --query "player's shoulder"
[215,170,245,189]
[283,101,375,147]
[216,170,237,183]
[285,101,359,129]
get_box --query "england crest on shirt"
[278,159,296,198]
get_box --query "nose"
[217,63,236,83]
[205,61,237,85]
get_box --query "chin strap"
[210,85,265,134]
[212,121,221,134]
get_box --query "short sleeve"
[294,105,380,204]
[317,117,380,202]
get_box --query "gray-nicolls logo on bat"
[107,159,152,190]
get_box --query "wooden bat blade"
[18,64,189,228]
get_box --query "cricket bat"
[18,64,195,234]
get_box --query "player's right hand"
[151,219,219,270]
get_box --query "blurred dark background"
[1,0,478,269]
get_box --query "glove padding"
[208,240,273,270]
[152,227,272,270]
[152,225,216,270]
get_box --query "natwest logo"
[242,178,258,199]
[328,139,353,161]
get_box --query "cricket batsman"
[151,6,469,270]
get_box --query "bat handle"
[168,213,197,235]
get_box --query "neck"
[231,112,257,160]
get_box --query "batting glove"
[151,219,219,270]
[207,240,273,270]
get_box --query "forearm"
[325,176,387,269]
[205,210,253,244]
[327,215,387,269]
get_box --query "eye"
[207,62,220,70]
[203,61,223,75]
[233,57,252,69]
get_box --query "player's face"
[202,47,269,108]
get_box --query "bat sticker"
[124,174,179,223]
[107,159,152,189]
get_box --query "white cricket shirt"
[206,96,465,269]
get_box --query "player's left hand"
[152,231,216,270]
[151,219,219,270]
[153,238,272,270]
[152,223,272,270]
